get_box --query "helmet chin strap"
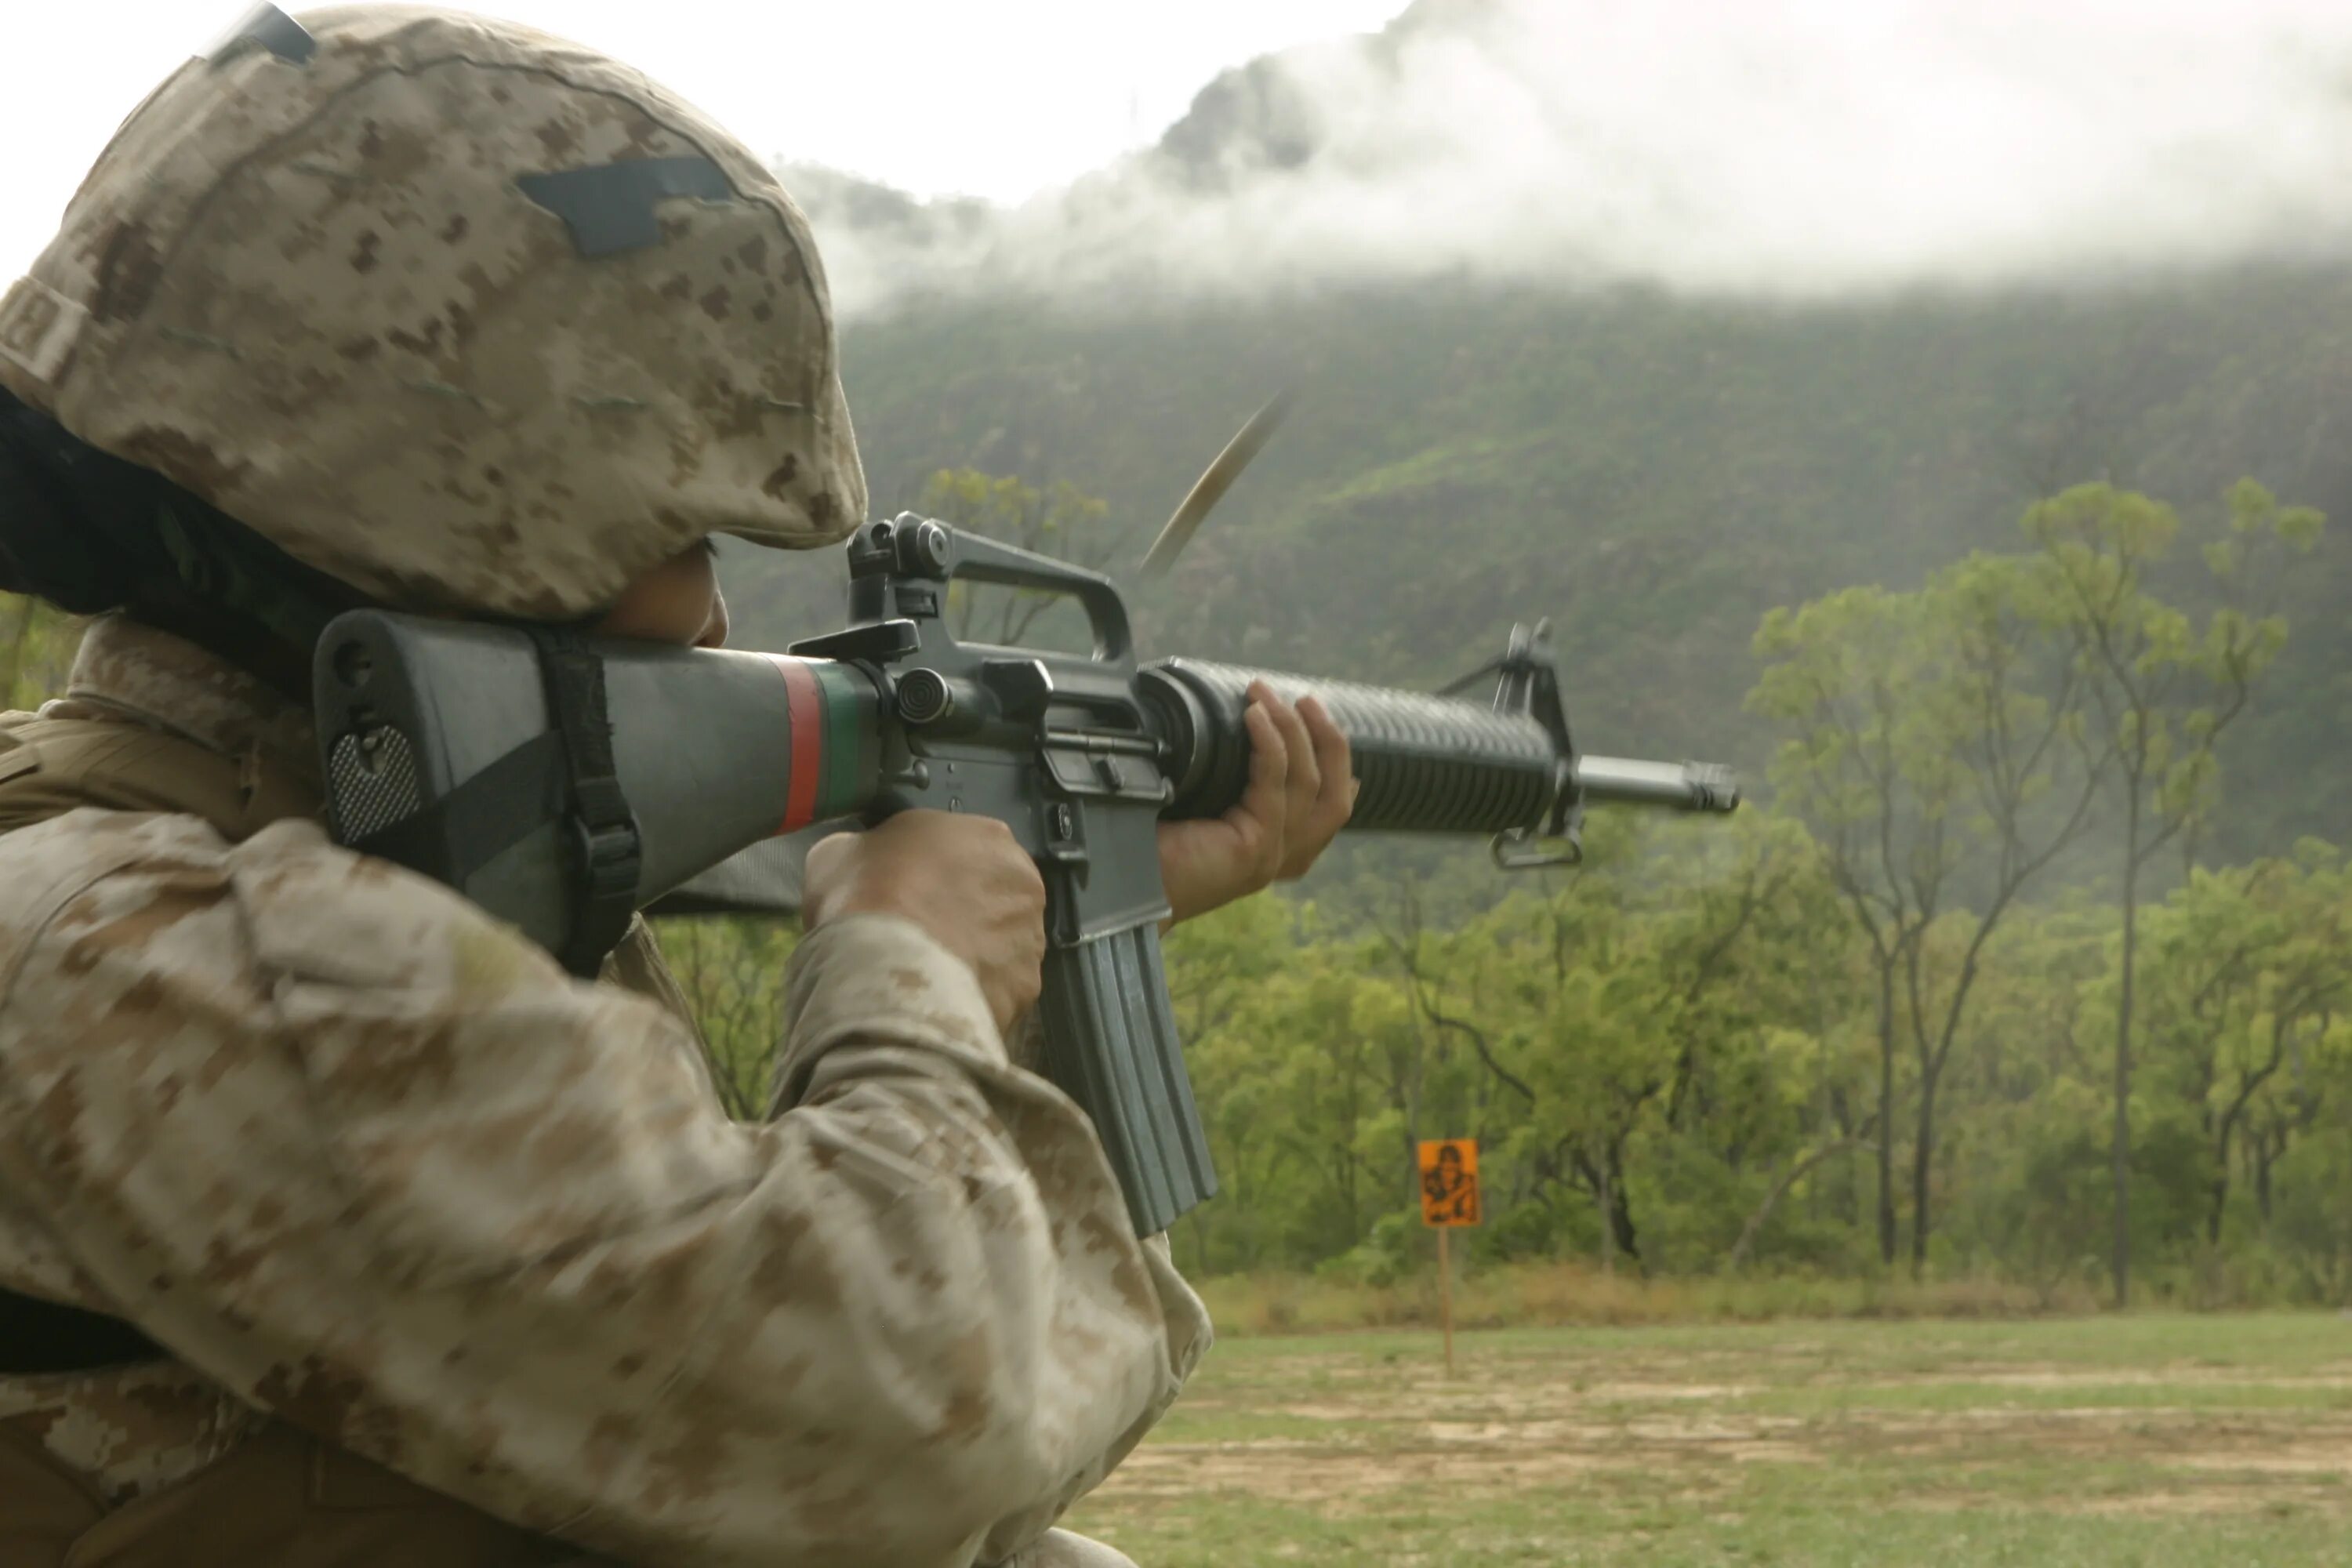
[1,386,368,702]
[133,496,361,703]
[147,492,365,641]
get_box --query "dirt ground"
[1113,1368,2352,1510]
[1067,1314,2352,1565]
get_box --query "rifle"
[314,515,1739,1234]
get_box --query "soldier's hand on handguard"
[1158,682,1358,925]
[802,811,1049,1032]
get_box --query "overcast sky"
[0,0,1406,276]
[8,0,2351,300]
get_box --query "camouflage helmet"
[0,3,865,621]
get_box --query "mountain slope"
[715,265,2352,863]
[735,1,2352,864]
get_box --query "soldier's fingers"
[1280,696,1355,877]
[1223,697,1288,875]
[1263,692,1320,848]
[1249,688,1316,879]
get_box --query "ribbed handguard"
[1142,659,1563,831]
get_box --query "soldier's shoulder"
[0,806,232,939]
[222,819,568,999]
[0,811,562,1012]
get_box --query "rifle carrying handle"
[1035,923,1216,1237]
[942,528,1135,663]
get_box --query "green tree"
[1749,557,2100,1272]
[2024,480,2321,1303]
[2264,1003,2352,1302]
[1162,895,1302,1272]
[1367,813,1840,1276]
[2,593,78,710]
[652,916,802,1118]
[2130,848,2348,1249]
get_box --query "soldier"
[0,7,1354,1565]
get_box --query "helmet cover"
[0,3,866,619]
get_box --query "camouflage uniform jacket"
[0,615,1209,1565]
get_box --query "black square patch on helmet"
[515,158,737,260]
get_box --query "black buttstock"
[313,611,881,960]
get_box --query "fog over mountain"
[789,0,2352,316]
[720,0,2352,866]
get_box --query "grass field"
[1064,1312,2352,1566]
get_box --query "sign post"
[1417,1138,1480,1377]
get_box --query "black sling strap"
[347,630,641,978]
[525,627,642,977]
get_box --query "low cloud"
[788,0,2352,316]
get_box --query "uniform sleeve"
[0,815,1210,1568]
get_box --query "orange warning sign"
[1418,1139,1481,1227]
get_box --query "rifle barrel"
[1141,659,1737,835]
[1575,756,1740,812]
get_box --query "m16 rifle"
[314,515,1738,1235]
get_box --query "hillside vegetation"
[752,0,2352,862]
[692,216,2352,1307]
[736,267,2352,866]
[695,20,2352,1305]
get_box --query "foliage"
[1,593,78,711]
[15,439,2347,1316]
[1748,554,2103,1272]
[634,477,2351,1309]
[2021,479,2319,1302]
[652,916,800,1119]
[1148,815,2347,1301]
[804,267,2352,865]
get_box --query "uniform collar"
[47,615,320,792]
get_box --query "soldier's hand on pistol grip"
[801,811,1049,1033]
